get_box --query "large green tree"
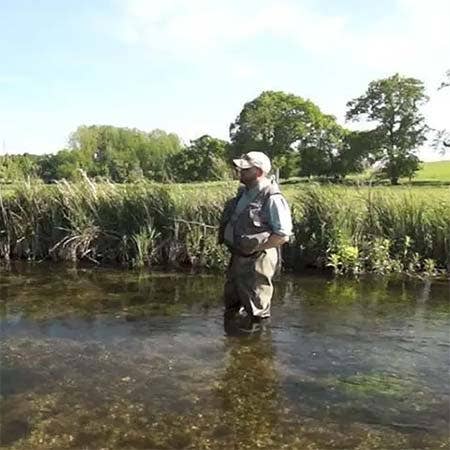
[169,135,230,182]
[346,73,429,184]
[229,91,343,178]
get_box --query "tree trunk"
[391,177,399,185]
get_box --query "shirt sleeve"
[266,194,293,237]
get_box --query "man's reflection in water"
[216,314,281,447]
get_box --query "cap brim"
[233,158,253,169]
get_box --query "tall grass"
[290,186,450,275]
[1,178,449,275]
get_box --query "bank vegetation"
[1,177,449,277]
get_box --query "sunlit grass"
[413,160,450,182]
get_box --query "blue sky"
[1,0,449,160]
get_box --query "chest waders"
[219,182,284,318]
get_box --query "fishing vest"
[218,180,282,256]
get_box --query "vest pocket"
[248,208,263,227]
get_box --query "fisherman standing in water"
[218,152,293,332]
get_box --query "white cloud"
[116,0,347,57]
[116,0,449,77]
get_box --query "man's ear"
[256,167,263,177]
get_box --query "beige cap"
[232,151,271,173]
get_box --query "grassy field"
[274,160,450,187]
[413,160,450,182]
[367,160,450,185]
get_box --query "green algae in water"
[338,373,419,398]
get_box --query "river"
[1,264,449,449]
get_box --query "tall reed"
[1,179,449,275]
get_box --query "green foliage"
[298,126,368,180]
[229,90,352,178]
[169,135,231,182]
[5,125,185,184]
[365,238,395,274]
[1,181,449,276]
[0,178,234,269]
[67,125,183,182]
[130,225,160,268]
[328,242,360,275]
[41,149,84,181]
[12,126,236,184]
[346,73,429,184]
[3,126,236,184]
[292,186,449,275]
[0,154,41,183]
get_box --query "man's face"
[237,166,260,185]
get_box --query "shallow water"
[1,264,449,449]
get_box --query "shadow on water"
[1,262,449,449]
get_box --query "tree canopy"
[346,73,428,184]
[67,126,183,182]
[229,91,354,178]
[170,135,231,182]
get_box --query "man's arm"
[257,193,292,251]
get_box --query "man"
[218,151,293,330]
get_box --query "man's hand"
[257,234,289,251]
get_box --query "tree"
[346,73,429,184]
[68,125,183,182]
[137,129,183,181]
[298,119,367,180]
[339,131,377,175]
[229,91,339,178]
[0,154,40,182]
[169,135,231,182]
[41,150,82,181]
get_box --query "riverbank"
[1,178,449,276]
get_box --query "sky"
[1,0,449,161]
